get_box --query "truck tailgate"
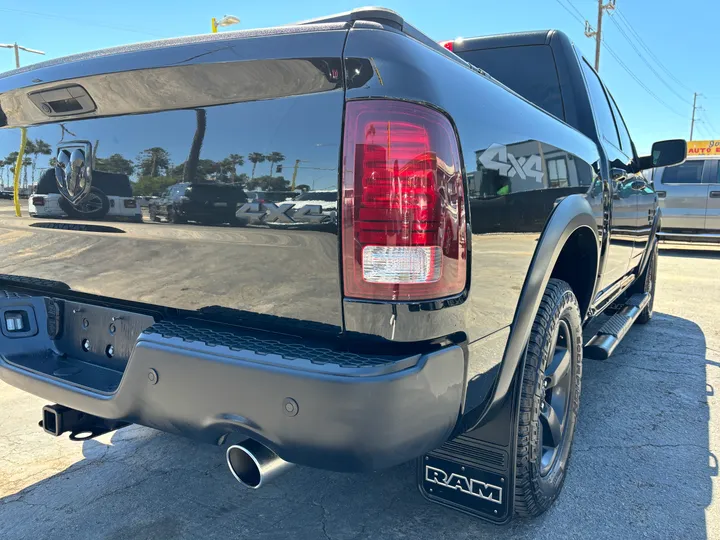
[0,24,347,331]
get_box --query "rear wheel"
[515,278,583,518]
[58,188,110,220]
[168,206,185,224]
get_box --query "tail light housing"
[32,196,45,206]
[342,100,467,301]
[439,40,454,52]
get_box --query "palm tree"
[248,152,265,180]
[29,139,52,185]
[266,151,285,177]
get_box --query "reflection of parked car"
[645,157,720,242]
[29,168,141,221]
[135,196,153,208]
[246,190,297,203]
[291,189,337,210]
[148,182,248,224]
[0,189,13,200]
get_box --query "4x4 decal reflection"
[236,201,334,225]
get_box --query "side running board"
[584,293,650,360]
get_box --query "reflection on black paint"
[469,141,594,234]
[0,56,345,327]
[344,58,375,89]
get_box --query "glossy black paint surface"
[0,36,346,330]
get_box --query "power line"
[613,8,693,93]
[701,113,720,136]
[0,8,166,39]
[601,40,685,118]
[553,0,585,25]
[605,13,691,105]
[564,0,587,22]
[696,121,711,139]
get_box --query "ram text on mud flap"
[425,465,503,504]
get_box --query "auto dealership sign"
[687,140,720,155]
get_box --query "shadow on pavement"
[0,312,715,540]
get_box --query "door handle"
[710,191,720,198]
[656,191,666,198]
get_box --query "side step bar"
[584,293,650,360]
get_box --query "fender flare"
[472,194,600,426]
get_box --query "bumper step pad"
[418,365,523,524]
[584,293,650,360]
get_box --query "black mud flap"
[417,367,523,524]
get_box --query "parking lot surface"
[1,244,719,540]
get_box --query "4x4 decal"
[236,202,330,224]
[478,143,544,183]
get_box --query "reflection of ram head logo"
[55,143,92,203]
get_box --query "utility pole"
[0,42,45,69]
[584,0,616,71]
[690,92,702,141]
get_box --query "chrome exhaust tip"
[226,439,293,489]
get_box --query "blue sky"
[0,0,716,153]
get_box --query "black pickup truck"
[0,8,685,524]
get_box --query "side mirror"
[638,139,687,170]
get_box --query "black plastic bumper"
[0,314,465,472]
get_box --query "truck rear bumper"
[0,313,465,472]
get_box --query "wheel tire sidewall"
[58,188,110,220]
[530,290,583,499]
[169,206,184,224]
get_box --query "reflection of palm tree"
[266,151,285,177]
[225,153,244,183]
[248,152,265,180]
[29,139,52,185]
[4,152,18,190]
[22,157,32,191]
[183,109,206,182]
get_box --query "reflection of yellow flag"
[12,127,27,217]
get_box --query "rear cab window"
[661,159,714,184]
[455,45,565,121]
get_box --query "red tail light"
[439,40,454,52]
[341,100,466,301]
[32,196,45,206]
